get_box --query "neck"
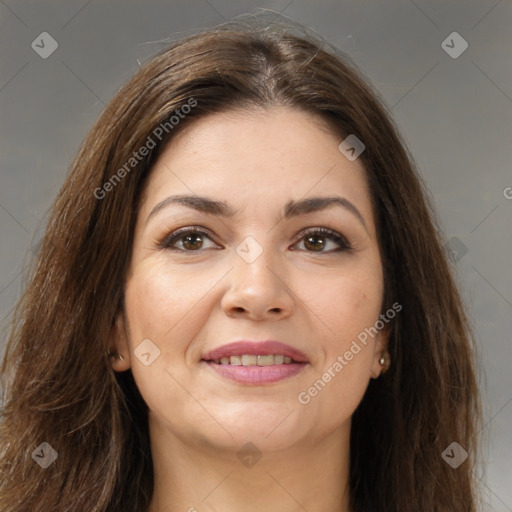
[146,415,352,512]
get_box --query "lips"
[201,340,309,385]
[201,340,309,364]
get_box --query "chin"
[199,403,307,449]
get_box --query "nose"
[221,242,294,321]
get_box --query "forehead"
[139,107,374,229]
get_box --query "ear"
[107,309,131,372]
[369,322,391,379]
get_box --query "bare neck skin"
[146,414,351,512]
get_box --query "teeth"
[257,355,274,366]
[214,355,297,366]
[241,354,258,365]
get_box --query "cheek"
[305,259,383,346]
[122,260,211,417]
[123,260,210,358]
[297,258,383,413]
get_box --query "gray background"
[0,0,510,509]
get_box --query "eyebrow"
[146,194,368,232]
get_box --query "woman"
[0,15,482,512]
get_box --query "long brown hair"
[0,14,482,512]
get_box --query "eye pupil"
[183,234,203,250]
[304,235,325,252]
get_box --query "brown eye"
[294,228,352,253]
[158,226,352,254]
[158,227,217,252]
[179,232,204,251]
[303,234,326,252]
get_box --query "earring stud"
[379,355,386,365]
[107,350,124,361]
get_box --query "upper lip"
[202,340,309,363]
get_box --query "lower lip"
[203,361,307,384]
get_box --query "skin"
[109,106,390,512]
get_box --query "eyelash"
[157,226,352,254]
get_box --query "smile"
[209,354,297,365]
[201,340,309,384]
[202,357,308,385]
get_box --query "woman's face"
[111,106,389,452]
